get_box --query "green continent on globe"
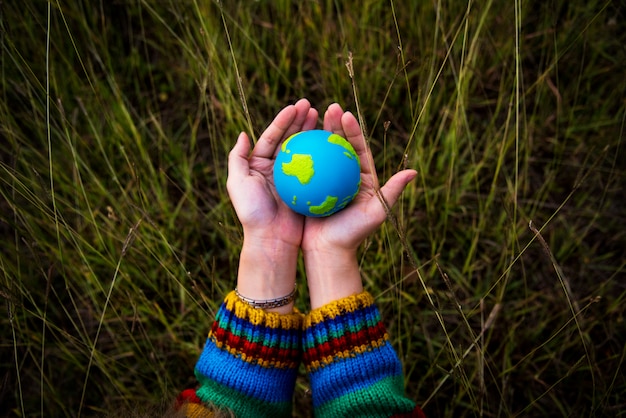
[281,135,294,153]
[309,195,338,215]
[282,154,314,185]
[328,134,359,161]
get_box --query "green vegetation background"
[1,1,624,416]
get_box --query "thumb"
[377,169,417,210]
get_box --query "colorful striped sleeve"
[191,290,303,417]
[303,291,425,418]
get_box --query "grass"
[1,0,625,416]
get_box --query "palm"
[302,172,378,250]
[239,154,304,246]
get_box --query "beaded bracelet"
[234,285,297,309]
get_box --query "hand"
[227,98,318,245]
[301,103,417,308]
[226,98,318,312]
[302,103,417,252]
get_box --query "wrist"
[303,248,364,309]
[236,238,300,314]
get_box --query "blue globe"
[273,130,361,217]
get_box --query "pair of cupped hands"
[227,99,417,312]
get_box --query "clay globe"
[273,130,361,217]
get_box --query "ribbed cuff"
[194,291,303,415]
[303,291,388,373]
[209,291,302,369]
[303,292,419,416]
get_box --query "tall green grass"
[1,1,624,416]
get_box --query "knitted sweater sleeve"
[303,291,425,418]
[179,290,303,417]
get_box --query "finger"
[302,108,319,131]
[341,110,366,159]
[340,111,380,188]
[251,104,298,159]
[252,98,316,159]
[227,132,251,189]
[284,98,315,137]
[269,98,316,156]
[323,103,345,137]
